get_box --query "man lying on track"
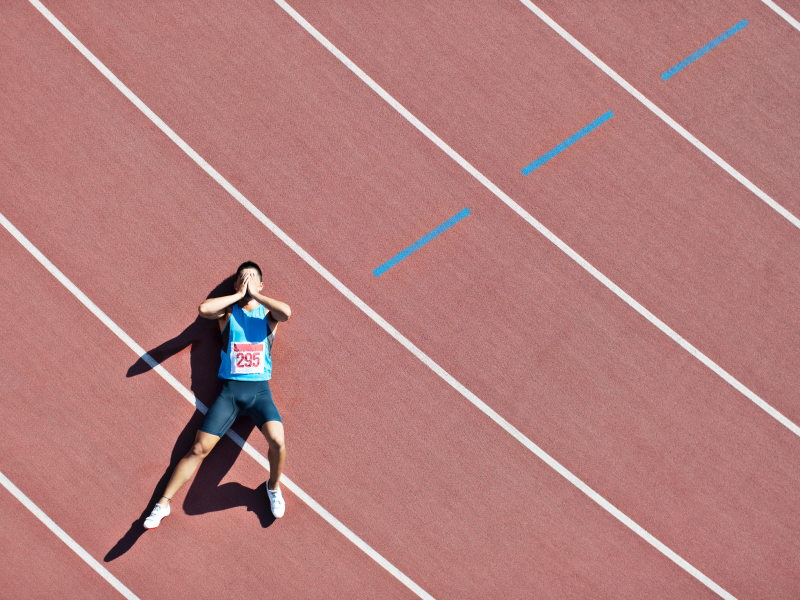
[144,261,292,528]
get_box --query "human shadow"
[182,422,275,529]
[104,410,205,562]
[105,276,273,562]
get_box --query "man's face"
[238,268,263,295]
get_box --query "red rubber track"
[777,0,800,15]
[1,5,716,598]
[782,1,800,16]
[285,0,800,426]
[0,225,412,600]
[1,0,799,598]
[1,5,717,598]
[529,0,800,215]
[0,485,114,599]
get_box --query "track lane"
[761,0,800,29]
[0,3,733,597]
[21,0,800,596]
[0,229,414,600]
[777,0,800,17]
[0,480,123,600]
[525,0,800,215]
[280,0,800,429]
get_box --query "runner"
[144,261,291,528]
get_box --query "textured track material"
[2,0,799,597]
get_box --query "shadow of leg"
[104,410,206,562]
[183,419,275,528]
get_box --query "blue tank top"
[218,303,274,381]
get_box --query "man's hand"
[236,272,251,299]
[199,272,249,320]
[245,275,291,323]
[247,272,261,297]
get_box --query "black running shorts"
[199,379,281,437]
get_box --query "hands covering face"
[236,272,250,297]
[247,273,261,297]
[236,271,261,298]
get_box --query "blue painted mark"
[521,111,614,176]
[662,19,748,81]
[373,207,471,277]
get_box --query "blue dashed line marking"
[522,111,614,176]
[662,19,748,81]
[373,207,471,277]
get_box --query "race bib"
[230,342,265,375]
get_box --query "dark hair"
[236,261,262,282]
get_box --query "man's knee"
[188,440,213,460]
[267,433,285,452]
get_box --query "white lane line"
[0,469,140,600]
[761,0,800,32]
[30,0,799,440]
[24,7,738,598]
[0,215,435,600]
[268,1,800,438]
[275,0,799,439]
[517,0,800,231]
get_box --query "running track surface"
[1,1,799,598]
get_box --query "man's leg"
[261,421,285,490]
[158,430,221,506]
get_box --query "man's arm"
[198,278,247,320]
[248,277,291,322]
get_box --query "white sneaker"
[144,502,171,529]
[266,483,285,518]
